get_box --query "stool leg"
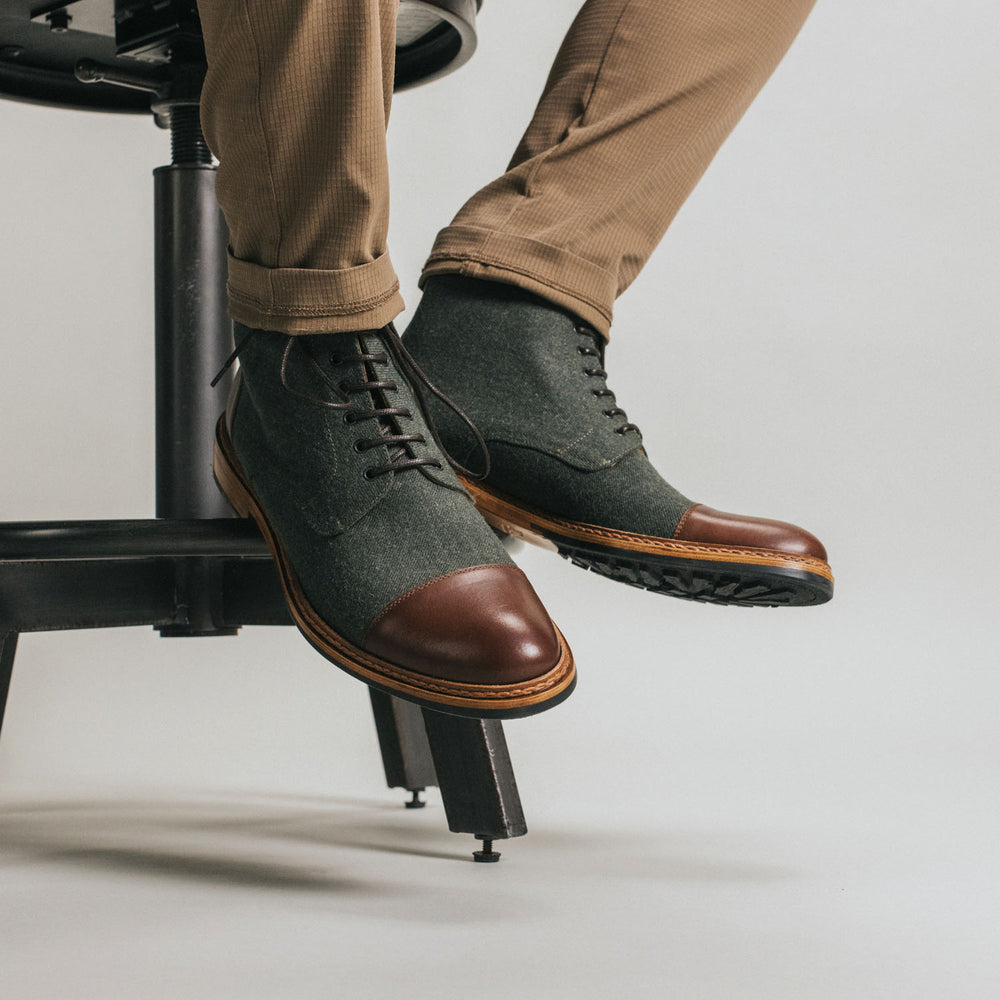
[369,690,437,808]
[0,631,18,740]
[420,709,527,862]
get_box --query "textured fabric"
[403,275,692,536]
[197,0,403,332]
[406,278,637,470]
[483,443,693,538]
[422,0,816,336]
[196,0,814,336]
[230,323,512,642]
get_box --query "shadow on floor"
[0,792,471,892]
[0,791,800,893]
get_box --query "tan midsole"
[213,421,576,711]
[459,476,835,584]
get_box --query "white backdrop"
[1,2,998,997]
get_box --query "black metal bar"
[217,558,293,627]
[74,58,170,96]
[0,560,178,632]
[0,519,267,561]
[0,556,292,634]
[153,110,235,636]
[0,631,17,740]
[153,157,231,519]
[420,710,527,841]
[158,557,237,637]
[369,690,438,797]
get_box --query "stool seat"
[0,0,481,113]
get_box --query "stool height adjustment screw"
[170,104,213,166]
[473,837,501,863]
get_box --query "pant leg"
[196,0,403,333]
[420,0,816,337]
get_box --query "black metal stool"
[0,0,524,862]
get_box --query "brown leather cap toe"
[673,504,828,561]
[361,564,561,686]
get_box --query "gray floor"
[4,762,998,999]
[2,546,998,999]
[9,782,993,999]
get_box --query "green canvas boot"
[212,322,575,717]
[403,276,832,607]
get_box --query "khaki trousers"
[197,0,815,338]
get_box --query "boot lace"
[213,323,490,482]
[574,323,641,438]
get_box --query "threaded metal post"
[170,105,212,165]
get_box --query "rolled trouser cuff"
[420,226,616,338]
[226,251,404,334]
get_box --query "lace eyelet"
[353,440,366,453]
[342,412,354,425]
[362,468,378,481]
[328,353,342,365]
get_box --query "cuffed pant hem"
[226,251,404,334]
[419,226,616,339]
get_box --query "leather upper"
[672,504,828,561]
[362,564,561,685]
